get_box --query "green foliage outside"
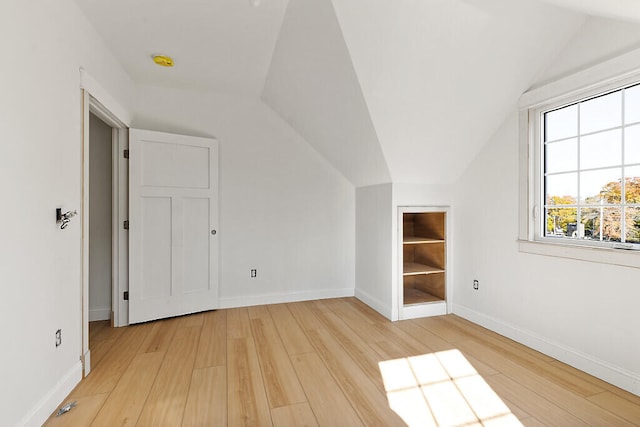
[546,177,640,242]
[546,195,576,235]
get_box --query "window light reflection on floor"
[378,349,522,426]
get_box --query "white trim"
[115,128,129,327]
[453,304,640,397]
[518,239,640,268]
[111,129,119,326]
[355,288,392,320]
[390,196,399,321]
[90,98,128,129]
[518,109,531,241]
[401,301,447,320]
[219,288,355,309]
[81,89,90,374]
[18,361,83,427]
[79,68,132,126]
[89,307,112,322]
[83,350,91,377]
[520,47,640,109]
[81,82,130,379]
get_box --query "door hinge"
[123,149,129,159]
[123,220,129,230]
[123,291,129,301]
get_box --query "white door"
[129,129,218,324]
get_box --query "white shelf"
[403,262,445,276]
[403,288,444,305]
[403,236,444,244]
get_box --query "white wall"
[355,183,455,320]
[133,86,355,307]
[89,114,113,322]
[453,19,640,396]
[355,184,393,318]
[0,1,134,425]
[453,113,640,394]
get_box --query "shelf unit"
[400,208,449,319]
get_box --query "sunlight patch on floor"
[379,349,522,426]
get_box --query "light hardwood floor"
[45,298,640,426]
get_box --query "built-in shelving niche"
[400,208,449,319]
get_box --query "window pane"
[582,207,622,242]
[545,207,577,237]
[602,207,622,242]
[624,124,640,164]
[544,105,577,142]
[545,139,577,173]
[624,165,640,203]
[625,207,640,243]
[545,173,577,202]
[581,208,598,240]
[580,168,621,204]
[625,84,640,125]
[580,91,622,134]
[579,129,621,169]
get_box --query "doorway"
[81,89,129,376]
[88,113,113,325]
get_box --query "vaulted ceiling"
[73,0,640,186]
[73,0,290,94]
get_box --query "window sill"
[518,239,640,269]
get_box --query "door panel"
[141,140,210,189]
[141,196,172,299]
[129,129,218,324]
[183,197,210,294]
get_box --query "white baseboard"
[453,303,640,397]
[400,301,447,320]
[19,361,82,427]
[89,307,111,322]
[83,349,91,376]
[219,287,355,309]
[354,288,392,320]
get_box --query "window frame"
[518,48,640,268]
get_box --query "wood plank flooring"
[46,298,640,426]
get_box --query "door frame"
[81,89,129,376]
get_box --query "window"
[542,84,640,248]
[519,49,640,265]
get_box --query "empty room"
[2,0,640,426]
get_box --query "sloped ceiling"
[535,15,640,87]
[537,0,640,24]
[262,0,391,187]
[319,0,585,184]
[73,0,289,94]
[74,0,640,186]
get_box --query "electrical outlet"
[55,329,62,347]
[250,269,257,278]
[473,280,479,290]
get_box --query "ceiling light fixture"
[152,54,174,67]
[249,0,261,7]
